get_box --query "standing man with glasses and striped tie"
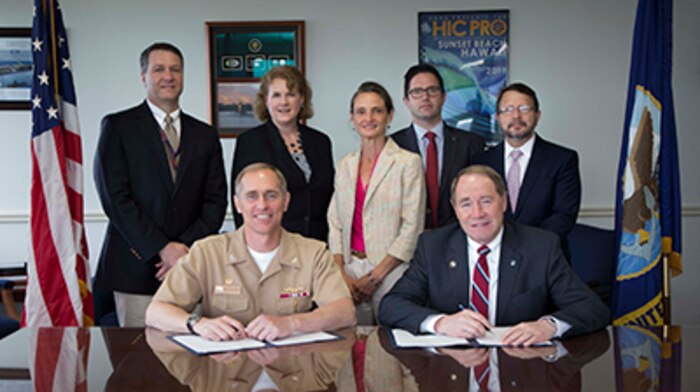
[392,64,484,229]
[94,42,227,327]
[379,165,608,345]
[474,83,581,255]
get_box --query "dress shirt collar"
[466,227,504,255]
[412,121,445,141]
[504,132,535,161]
[146,99,181,134]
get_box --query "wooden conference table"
[0,325,697,391]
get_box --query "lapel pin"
[510,259,517,267]
[448,260,457,269]
[225,278,233,285]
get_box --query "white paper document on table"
[170,331,340,355]
[391,327,553,348]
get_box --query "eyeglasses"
[407,86,442,99]
[498,105,535,115]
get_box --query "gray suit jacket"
[378,221,609,337]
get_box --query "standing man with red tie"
[94,42,227,327]
[392,64,484,229]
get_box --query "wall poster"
[418,10,509,144]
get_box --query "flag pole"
[663,253,671,325]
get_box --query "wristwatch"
[541,316,558,333]
[186,313,202,335]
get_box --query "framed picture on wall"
[0,28,32,110]
[418,10,509,145]
[206,21,305,137]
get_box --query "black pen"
[459,303,491,332]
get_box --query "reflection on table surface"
[0,324,697,391]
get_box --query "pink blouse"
[350,155,380,253]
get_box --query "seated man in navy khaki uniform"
[146,163,355,341]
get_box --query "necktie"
[470,245,491,391]
[425,131,439,228]
[470,245,490,318]
[351,334,368,392]
[164,114,179,152]
[163,114,180,182]
[507,149,523,212]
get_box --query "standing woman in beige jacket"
[328,81,425,325]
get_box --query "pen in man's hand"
[458,303,491,331]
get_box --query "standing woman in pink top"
[328,81,425,325]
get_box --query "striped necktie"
[471,245,491,390]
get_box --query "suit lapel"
[298,125,321,185]
[394,126,420,153]
[136,102,174,194]
[363,139,396,206]
[447,229,470,308]
[440,125,458,197]
[496,223,523,324]
[268,122,307,185]
[491,142,506,177]
[172,113,195,195]
[514,136,546,218]
[343,151,360,226]
[487,143,513,217]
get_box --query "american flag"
[29,328,91,392]
[24,0,93,326]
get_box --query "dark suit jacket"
[391,123,484,228]
[231,121,334,241]
[93,101,227,294]
[473,135,581,242]
[378,222,610,337]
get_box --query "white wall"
[0,0,698,323]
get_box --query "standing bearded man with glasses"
[392,64,484,230]
[474,82,581,255]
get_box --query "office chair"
[566,223,616,307]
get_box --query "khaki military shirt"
[154,228,350,324]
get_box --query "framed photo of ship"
[207,21,305,137]
[0,28,32,110]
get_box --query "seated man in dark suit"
[474,82,581,249]
[378,165,608,346]
[392,64,484,229]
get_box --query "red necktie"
[425,131,439,228]
[470,245,491,390]
[470,245,490,317]
[352,335,367,392]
